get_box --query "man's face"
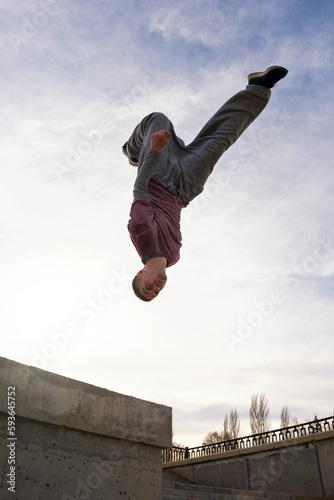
[137,269,167,300]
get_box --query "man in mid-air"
[123,66,288,301]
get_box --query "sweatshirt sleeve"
[133,149,160,200]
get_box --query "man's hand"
[150,130,172,152]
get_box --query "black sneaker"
[248,66,288,88]
[122,142,138,166]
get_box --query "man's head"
[132,262,167,302]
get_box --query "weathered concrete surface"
[0,357,172,499]
[164,430,334,496]
[0,356,171,447]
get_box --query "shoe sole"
[122,146,138,166]
[247,65,288,82]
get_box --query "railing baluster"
[162,415,334,464]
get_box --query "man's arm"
[133,130,171,200]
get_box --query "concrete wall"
[164,430,334,495]
[0,357,172,499]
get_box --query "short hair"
[132,275,152,302]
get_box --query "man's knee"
[149,112,172,129]
[152,111,168,120]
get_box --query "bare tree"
[280,405,290,428]
[222,414,230,441]
[249,393,270,434]
[229,407,241,439]
[202,407,241,445]
[172,441,185,448]
[202,430,222,445]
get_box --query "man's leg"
[179,85,271,203]
[125,112,186,196]
[126,112,173,163]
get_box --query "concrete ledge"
[0,357,172,499]
[164,430,334,495]
[0,356,171,447]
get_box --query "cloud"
[1,0,334,448]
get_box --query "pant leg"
[179,85,271,203]
[127,112,186,197]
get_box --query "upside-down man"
[124,66,288,301]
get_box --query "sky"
[0,0,333,447]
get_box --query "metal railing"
[162,415,334,464]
